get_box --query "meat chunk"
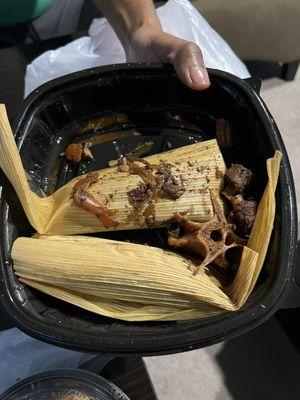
[225,164,253,194]
[222,163,257,236]
[156,163,185,200]
[121,158,184,226]
[229,199,257,235]
[65,143,83,164]
[127,183,152,207]
[64,142,93,164]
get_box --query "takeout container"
[0,64,298,355]
[0,369,130,400]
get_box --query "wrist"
[129,19,162,43]
[125,23,163,61]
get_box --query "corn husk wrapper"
[12,151,281,321]
[0,105,225,235]
[0,104,281,321]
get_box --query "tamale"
[0,104,225,235]
[12,150,281,321]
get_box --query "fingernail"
[189,65,210,87]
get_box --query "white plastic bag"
[24,0,250,97]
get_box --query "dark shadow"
[0,307,13,331]
[0,0,39,48]
[101,357,158,400]
[216,317,300,400]
[276,238,300,352]
[245,61,284,81]
[77,0,102,31]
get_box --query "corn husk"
[13,150,281,321]
[0,104,225,235]
[1,103,282,321]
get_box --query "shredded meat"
[122,157,184,226]
[72,173,118,228]
[127,183,152,207]
[156,163,185,200]
[168,191,245,275]
[121,157,157,226]
[142,200,156,226]
[225,164,253,194]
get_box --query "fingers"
[170,42,210,90]
[130,28,210,90]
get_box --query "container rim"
[0,368,129,400]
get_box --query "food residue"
[81,113,129,132]
[62,142,93,164]
[118,157,184,226]
[109,141,154,167]
[72,173,119,228]
[128,183,152,207]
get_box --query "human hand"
[126,26,210,90]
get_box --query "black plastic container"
[0,64,298,355]
[0,369,130,400]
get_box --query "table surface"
[0,36,158,400]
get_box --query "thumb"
[170,42,210,90]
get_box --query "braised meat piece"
[225,164,253,194]
[157,163,185,200]
[64,142,93,164]
[229,199,257,235]
[222,163,257,235]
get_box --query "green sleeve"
[0,0,54,27]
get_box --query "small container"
[0,369,130,400]
[0,64,298,355]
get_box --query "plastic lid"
[0,369,130,400]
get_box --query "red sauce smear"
[72,173,119,228]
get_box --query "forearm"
[92,0,210,90]
[92,0,161,48]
